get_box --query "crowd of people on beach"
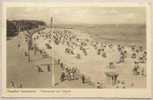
[15,26,147,88]
[57,59,80,82]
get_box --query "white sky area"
[7,7,146,24]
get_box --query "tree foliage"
[7,20,18,37]
[7,20,46,37]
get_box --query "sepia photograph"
[1,2,152,98]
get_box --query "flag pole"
[50,17,55,87]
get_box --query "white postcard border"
[1,2,152,98]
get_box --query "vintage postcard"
[1,2,152,98]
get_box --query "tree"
[7,20,18,37]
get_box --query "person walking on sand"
[133,62,140,75]
[105,62,119,85]
[60,71,66,82]
[10,80,16,88]
[81,74,85,84]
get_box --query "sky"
[7,7,146,24]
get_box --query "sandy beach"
[7,25,146,88]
